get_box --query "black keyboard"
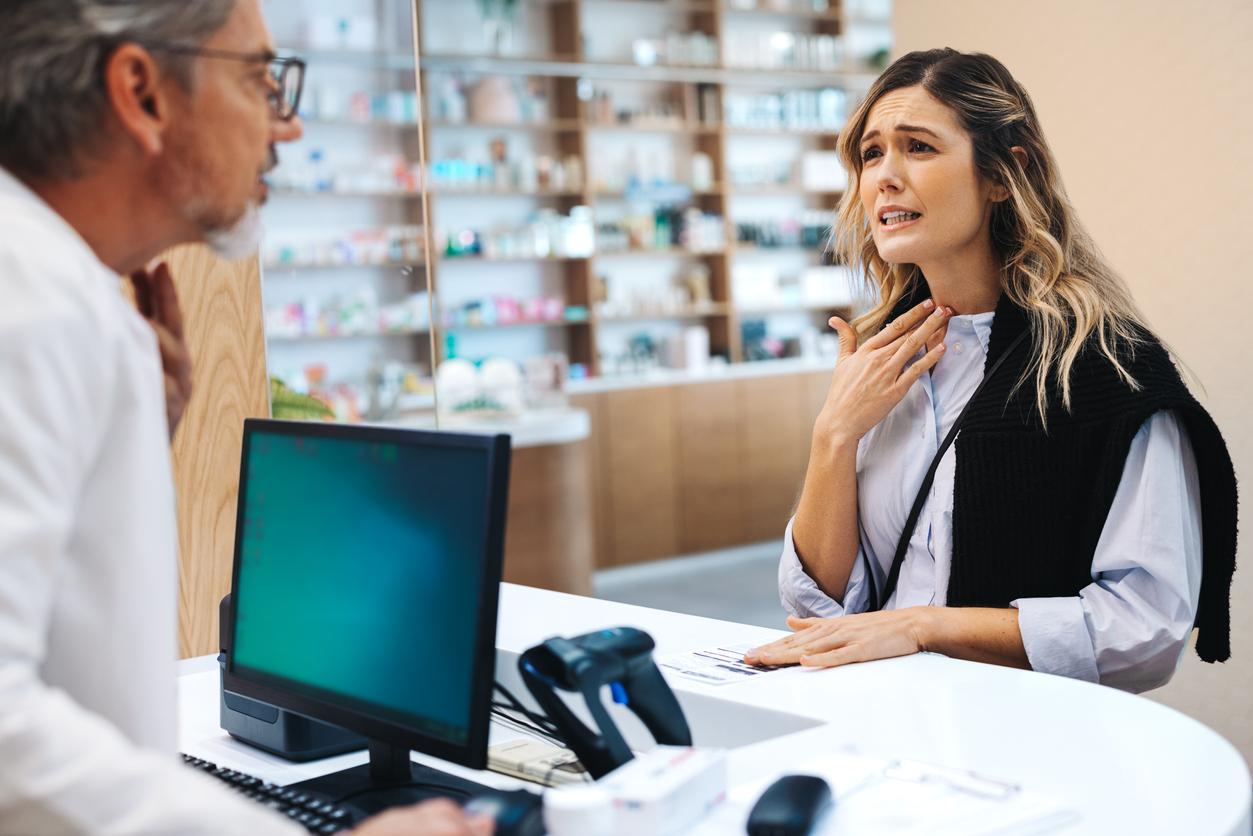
[181,754,357,833]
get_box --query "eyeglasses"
[143,43,306,122]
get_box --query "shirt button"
[953,342,964,354]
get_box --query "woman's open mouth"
[880,210,921,230]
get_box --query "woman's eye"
[909,140,935,153]
[861,147,881,161]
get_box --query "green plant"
[269,376,335,421]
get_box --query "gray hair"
[0,0,237,179]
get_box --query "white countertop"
[180,584,1251,835]
[381,407,590,448]
[567,356,836,394]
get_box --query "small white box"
[801,151,846,193]
[598,746,727,836]
[802,265,857,308]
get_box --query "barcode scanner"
[518,626,691,779]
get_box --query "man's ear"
[990,146,1029,203]
[103,43,173,157]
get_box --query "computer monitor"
[221,418,510,809]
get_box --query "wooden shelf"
[427,118,584,132]
[596,304,732,323]
[431,188,586,199]
[725,125,840,136]
[722,4,842,21]
[438,253,590,264]
[446,318,589,331]
[262,260,425,272]
[595,247,726,259]
[731,244,830,255]
[270,188,423,200]
[419,52,879,87]
[593,184,725,199]
[585,121,718,134]
[303,117,420,129]
[289,47,417,70]
[728,183,842,195]
[269,328,430,342]
[737,303,851,315]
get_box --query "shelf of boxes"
[261,0,887,390]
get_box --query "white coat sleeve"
[0,298,301,834]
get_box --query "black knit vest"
[886,285,1237,663]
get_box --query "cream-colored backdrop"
[894,0,1253,767]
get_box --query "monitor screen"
[227,421,507,756]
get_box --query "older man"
[0,1,490,833]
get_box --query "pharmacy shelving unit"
[265,0,888,385]
[410,0,886,377]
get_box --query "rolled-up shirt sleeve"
[778,516,873,618]
[1012,410,1202,693]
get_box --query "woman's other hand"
[816,300,952,449]
[743,610,932,669]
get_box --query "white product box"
[598,746,727,836]
[802,265,857,308]
[801,150,846,193]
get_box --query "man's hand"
[352,799,494,836]
[130,261,192,440]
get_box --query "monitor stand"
[286,740,493,816]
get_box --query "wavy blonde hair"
[834,48,1149,423]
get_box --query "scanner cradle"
[518,627,691,779]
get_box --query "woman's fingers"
[888,306,952,368]
[799,645,862,669]
[748,624,846,666]
[827,316,856,358]
[893,341,947,395]
[861,298,936,352]
[786,615,824,631]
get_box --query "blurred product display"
[723,89,848,132]
[629,31,719,67]
[264,290,432,339]
[262,225,425,269]
[734,213,832,250]
[595,208,726,254]
[258,0,883,411]
[441,208,595,259]
[429,136,583,193]
[722,31,842,71]
[267,150,423,195]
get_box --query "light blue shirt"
[779,312,1203,693]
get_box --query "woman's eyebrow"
[861,124,942,145]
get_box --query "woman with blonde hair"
[745,48,1236,692]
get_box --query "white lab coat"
[0,167,300,834]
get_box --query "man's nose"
[271,115,304,144]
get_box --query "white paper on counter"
[657,642,788,686]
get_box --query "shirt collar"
[0,165,113,273]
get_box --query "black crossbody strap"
[865,330,1029,612]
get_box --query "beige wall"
[893,0,1253,767]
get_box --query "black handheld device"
[518,626,691,779]
[746,774,833,836]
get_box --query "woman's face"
[857,85,1001,268]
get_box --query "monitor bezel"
[221,418,510,770]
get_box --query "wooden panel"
[675,380,743,552]
[165,246,270,659]
[569,392,614,568]
[600,387,681,565]
[502,441,595,596]
[736,374,809,543]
